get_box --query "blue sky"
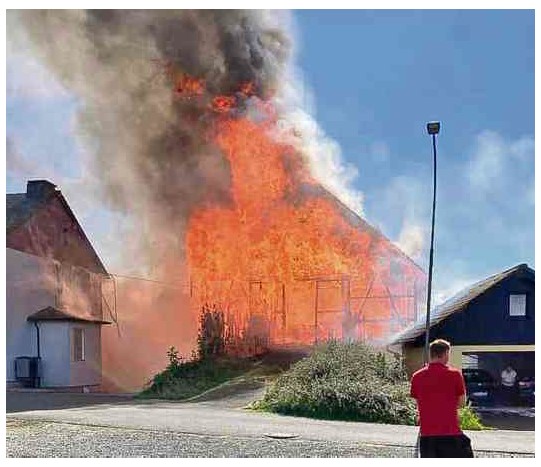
[6,10,535,303]
[292,10,534,300]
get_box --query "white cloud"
[466,130,534,195]
[370,175,430,262]
[466,130,506,192]
[509,135,535,161]
[370,129,533,305]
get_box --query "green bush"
[254,340,417,425]
[459,403,488,431]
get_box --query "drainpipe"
[34,322,41,358]
[33,321,41,388]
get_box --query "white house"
[6,180,110,391]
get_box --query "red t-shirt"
[410,362,466,436]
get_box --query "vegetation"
[197,305,226,360]
[140,305,243,399]
[139,346,258,400]
[253,340,418,425]
[141,308,490,430]
[459,403,489,431]
[139,305,284,400]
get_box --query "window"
[71,328,85,361]
[509,294,527,317]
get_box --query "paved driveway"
[7,391,134,413]
[6,391,535,456]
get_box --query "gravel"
[6,419,533,458]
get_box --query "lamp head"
[427,121,441,135]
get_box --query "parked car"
[517,375,535,405]
[462,369,497,405]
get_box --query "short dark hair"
[429,339,451,359]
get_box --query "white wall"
[70,323,102,387]
[39,322,70,387]
[6,248,103,387]
[6,248,55,382]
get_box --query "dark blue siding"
[412,269,534,346]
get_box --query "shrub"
[459,403,488,431]
[197,304,226,360]
[255,340,417,425]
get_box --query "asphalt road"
[6,391,535,457]
[7,419,418,458]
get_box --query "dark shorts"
[419,434,474,458]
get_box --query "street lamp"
[423,121,440,365]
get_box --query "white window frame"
[509,294,527,317]
[71,327,85,362]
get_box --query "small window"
[71,328,85,362]
[509,294,527,317]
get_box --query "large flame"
[183,78,426,349]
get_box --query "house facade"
[6,180,110,390]
[392,263,535,381]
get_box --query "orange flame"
[212,95,236,113]
[186,99,425,348]
[174,75,204,98]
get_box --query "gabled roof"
[310,184,425,274]
[6,192,51,232]
[27,306,111,325]
[390,263,535,344]
[6,180,108,276]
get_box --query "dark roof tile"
[6,193,49,231]
[389,263,534,344]
[27,306,111,325]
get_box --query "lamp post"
[423,121,440,365]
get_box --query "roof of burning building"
[313,184,425,274]
[27,306,111,325]
[390,263,534,344]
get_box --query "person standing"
[410,339,473,458]
[500,365,518,405]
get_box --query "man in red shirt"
[410,339,474,457]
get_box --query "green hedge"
[254,340,417,425]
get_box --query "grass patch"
[253,340,417,425]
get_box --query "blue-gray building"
[392,263,535,381]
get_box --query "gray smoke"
[8,10,291,275]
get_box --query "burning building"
[184,115,426,351]
[9,10,426,391]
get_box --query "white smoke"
[271,12,365,215]
[396,223,426,259]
